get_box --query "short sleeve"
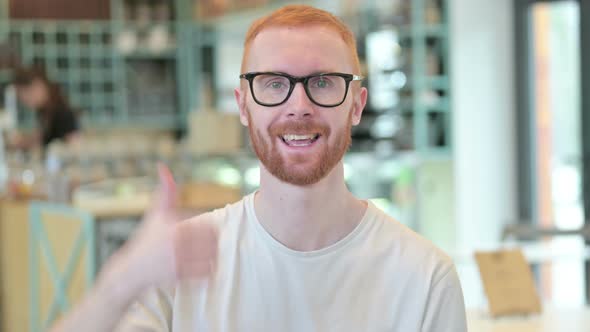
[115,286,174,332]
[421,266,467,332]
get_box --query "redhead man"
[51,5,466,332]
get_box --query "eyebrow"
[271,71,339,77]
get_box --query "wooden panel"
[0,201,92,331]
[39,212,88,322]
[0,200,30,332]
[9,0,110,20]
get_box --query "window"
[515,0,590,305]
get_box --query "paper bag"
[474,249,542,317]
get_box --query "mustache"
[269,120,330,136]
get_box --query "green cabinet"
[352,0,451,155]
[1,21,125,127]
[408,0,451,155]
[0,0,193,129]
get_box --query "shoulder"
[52,108,79,128]
[181,193,251,228]
[365,203,456,282]
[180,194,253,263]
[53,108,77,120]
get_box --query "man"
[51,5,466,332]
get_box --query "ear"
[234,87,249,126]
[350,87,367,126]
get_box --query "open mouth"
[280,133,321,147]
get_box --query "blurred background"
[0,0,588,330]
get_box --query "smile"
[280,133,321,147]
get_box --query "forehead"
[246,26,354,75]
[17,79,42,90]
[16,83,37,95]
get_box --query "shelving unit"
[6,21,123,127]
[411,0,450,154]
[109,0,189,129]
[358,0,451,155]
[0,0,192,129]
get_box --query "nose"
[286,82,314,118]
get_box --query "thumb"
[150,163,178,218]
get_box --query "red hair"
[241,5,361,74]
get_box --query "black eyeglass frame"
[239,71,364,107]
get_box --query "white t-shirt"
[117,192,467,332]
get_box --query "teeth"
[289,140,312,147]
[282,134,317,141]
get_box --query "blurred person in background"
[9,66,80,151]
[50,5,466,332]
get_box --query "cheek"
[248,108,276,133]
[19,94,35,108]
[30,86,46,103]
[330,109,353,129]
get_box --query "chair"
[28,201,96,332]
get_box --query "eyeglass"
[239,72,364,108]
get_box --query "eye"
[269,81,285,89]
[254,75,289,91]
[310,76,333,88]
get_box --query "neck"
[254,162,367,251]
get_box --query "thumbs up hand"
[104,164,219,296]
[47,165,219,332]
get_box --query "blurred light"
[369,198,392,211]
[552,165,580,203]
[244,166,260,187]
[116,183,135,197]
[374,140,396,157]
[391,71,407,89]
[215,166,241,187]
[22,169,35,185]
[377,160,399,179]
[392,42,402,56]
[371,114,399,138]
[343,163,352,181]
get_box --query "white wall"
[451,0,517,251]
[450,0,518,306]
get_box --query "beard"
[246,108,352,186]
